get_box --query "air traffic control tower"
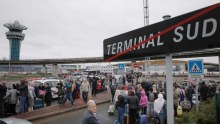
[4,21,27,60]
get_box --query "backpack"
[149,92,155,102]
[180,90,184,102]
[118,94,126,104]
[66,83,72,93]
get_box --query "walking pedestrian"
[81,79,90,103]
[62,79,74,107]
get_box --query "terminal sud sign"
[103,3,220,62]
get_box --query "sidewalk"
[13,92,111,121]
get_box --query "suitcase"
[108,104,115,116]
[33,98,43,110]
[140,115,147,124]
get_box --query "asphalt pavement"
[31,102,116,124]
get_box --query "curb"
[26,99,111,121]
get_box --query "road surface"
[31,102,116,124]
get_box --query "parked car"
[0,117,32,124]
[33,79,64,99]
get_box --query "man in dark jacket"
[0,82,7,118]
[92,77,97,97]
[82,100,99,124]
[17,80,28,114]
[44,84,52,106]
[199,81,208,101]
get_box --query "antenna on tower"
[143,0,149,26]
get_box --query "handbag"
[39,90,45,95]
[177,102,183,116]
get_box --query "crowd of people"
[0,79,54,117]
[0,75,109,118]
[108,77,218,124]
[0,73,219,124]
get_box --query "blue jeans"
[63,92,73,105]
[117,107,125,124]
[19,96,27,113]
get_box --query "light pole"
[143,0,150,81]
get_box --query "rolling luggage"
[33,98,43,110]
[108,104,115,115]
[140,115,147,124]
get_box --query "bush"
[176,98,216,124]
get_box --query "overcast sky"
[0,0,219,63]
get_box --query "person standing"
[139,90,148,115]
[81,79,90,103]
[8,84,19,115]
[0,81,7,117]
[44,84,52,106]
[38,83,45,107]
[71,80,76,105]
[115,94,126,124]
[17,80,28,114]
[82,100,99,124]
[154,93,167,124]
[187,86,194,105]
[199,81,208,101]
[127,90,139,124]
[173,86,179,117]
[28,82,36,111]
[56,80,63,104]
[148,87,155,117]
[92,77,97,97]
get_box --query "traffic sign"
[188,59,204,75]
[118,63,125,70]
[104,3,220,62]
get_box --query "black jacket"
[18,84,28,97]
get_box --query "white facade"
[88,65,114,73]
